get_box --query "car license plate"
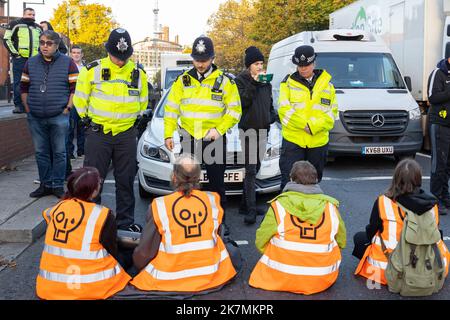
[201,170,244,183]
[362,146,394,155]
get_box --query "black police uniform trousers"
[84,125,137,229]
[279,138,328,191]
[430,123,450,206]
[180,132,227,219]
[239,130,268,214]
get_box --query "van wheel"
[394,153,416,163]
[139,183,152,199]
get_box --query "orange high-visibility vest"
[36,199,131,300]
[249,200,342,295]
[131,190,236,292]
[355,195,450,285]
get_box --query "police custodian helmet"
[292,45,316,67]
[105,28,134,61]
[191,36,215,61]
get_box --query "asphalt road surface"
[1,153,450,300]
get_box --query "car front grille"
[340,110,409,135]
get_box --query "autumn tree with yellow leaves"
[208,0,356,72]
[49,0,118,62]
[207,0,257,73]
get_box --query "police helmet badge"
[294,57,300,63]
[117,37,129,53]
[196,40,206,54]
[300,54,306,61]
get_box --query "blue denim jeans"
[27,112,70,188]
[13,57,27,111]
[67,107,85,155]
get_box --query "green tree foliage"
[50,0,117,61]
[250,0,356,52]
[207,0,257,73]
[207,0,356,71]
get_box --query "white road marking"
[322,176,430,182]
[444,237,450,242]
[417,152,431,159]
[104,180,138,184]
[101,193,116,197]
[235,241,249,246]
[102,176,433,184]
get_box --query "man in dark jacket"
[235,46,278,224]
[21,31,79,199]
[3,8,42,114]
[427,54,450,215]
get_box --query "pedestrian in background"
[36,167,131,300]
[354,159,449,285]
[278,45,338,190]
[21,30,79,199]
[73,28,148,232]
[3,7,42,114]
[67,45,85,159]
[428,53,450,215]
[249,161,346,295]
[235,46,278,225]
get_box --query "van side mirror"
[404,76,412,92]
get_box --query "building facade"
[132,26,183,85]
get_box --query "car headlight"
[264,146,280,161]
[141,142,170,162]
[409,107,421,120]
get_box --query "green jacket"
[255,183,347,253]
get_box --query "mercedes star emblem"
[371,114,385,128]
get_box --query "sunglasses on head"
[39,40,55,47]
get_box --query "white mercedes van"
[267,29,422,159]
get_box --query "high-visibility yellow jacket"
[164,67,242,140]
[131,190,236,292]
[3,19,41,58]
[355,195,450,285]
[278,70,338,148]
[73,57,148,136]
[36,199,131,300]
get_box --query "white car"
[137,90,282,197]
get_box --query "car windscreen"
[315,52,406,89]
[155,93,168,118]
[165,70,185,89]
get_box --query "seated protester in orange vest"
[354,159,450,285]
[131,154,237,292]
[249,161,346,295]
[36,167,131,300]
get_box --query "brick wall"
[0,115,34,167]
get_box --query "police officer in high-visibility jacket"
[164,36,241,223]
[278,45,338,191]
[73,28,148,232]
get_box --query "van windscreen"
[315,53,406,89]
[165,70,185,89]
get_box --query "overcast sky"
[8,0,228,46]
